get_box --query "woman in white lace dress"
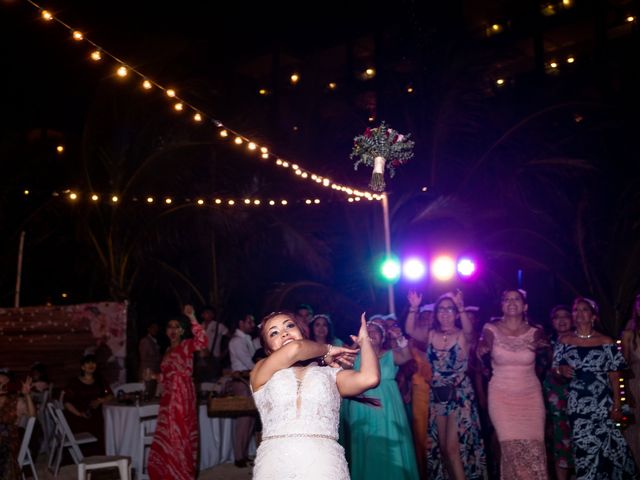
[250,311,380,480]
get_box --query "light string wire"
[23,0,383,202]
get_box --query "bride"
[250,311,380,479]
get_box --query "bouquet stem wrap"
[370,156,387,191]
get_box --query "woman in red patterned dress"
[147,305,207,480]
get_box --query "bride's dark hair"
[259,311,306,355]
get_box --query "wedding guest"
[477,289,549,479]
[201,306,229,380]
[295,304,314,337]
[309,314,344,346]
[228,314,258,468]
[147,305,207,480]
[0,372,35,480]
[622,293,640,466]
[138,322,161,381]
[543,305,574,480]
[63,354,113,455]
[347,316,419,480]
[555,297,637,479]
[407,290,486,479]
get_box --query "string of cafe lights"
[22,0,383,202]
[21,188,375,206]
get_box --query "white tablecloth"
[104,401,248,472]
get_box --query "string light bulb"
[567,56,575,64]
[69,192,77,200]
[91,194,99,201]
[627,16,636,23]
[90,50,102,61]
[165,198,172,204]
[193,113,202,122]
[24,190,30,195]
[166,89,176,98]
[214,199,222,204]
[496,78,505,86]
[290,73,300,84]
[219,130,228,138]
[56,145,64,153]
[174,102,183,111]
[196,199,204,205]
[281,200,288,205]
[111,195,119,203]
[72,31,83,41]
[146,197,154,203]
[228,200,235,205]
[41,10,53,21]
[116,66,128,77]
[234,137,243,145]
[248,142,257,150]
[142,80,152,90]
[328,82,337,90]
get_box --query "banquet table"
[104,400,253,472]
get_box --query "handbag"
[432,385,455,404]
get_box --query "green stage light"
[380,257,401,282]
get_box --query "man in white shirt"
[228,314,257,468]
[196,306,228,381]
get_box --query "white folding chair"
[17,416,38,480]
[78,457,131,480]
[49,405,98,475]
[46,403,63,470]
[113,383,144,396]
[135,403,158,480]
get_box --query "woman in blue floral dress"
[407,291,485,480]
[554,297,637,479]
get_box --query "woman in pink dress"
[147,305,207,480]
[477,289,548,480]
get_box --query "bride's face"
[264,314,303,352]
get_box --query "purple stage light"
[457,258,476,277]
[402,258,427,281]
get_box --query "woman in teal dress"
[347,318,418,480]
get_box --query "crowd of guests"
[2,292,640,480]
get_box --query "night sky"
[1,0,639,337]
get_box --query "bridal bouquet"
[350,121,415,192]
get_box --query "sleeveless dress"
[624,335,640,467]
[147,319,207,480]
[347,351,418,480]
[484,322,547,480]
[426,338,486,479]
[554,343,638,479]
[252,365,350,479]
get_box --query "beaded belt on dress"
[261,433,337,441]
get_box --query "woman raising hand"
[250,312,379,480]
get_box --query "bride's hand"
[350,313,370,348]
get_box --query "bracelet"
[321,344,333,364]
[409,307,419,313]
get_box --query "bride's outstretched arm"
[336,313,381,396]
[250,340,358,391]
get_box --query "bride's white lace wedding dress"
[252,365,350,479]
